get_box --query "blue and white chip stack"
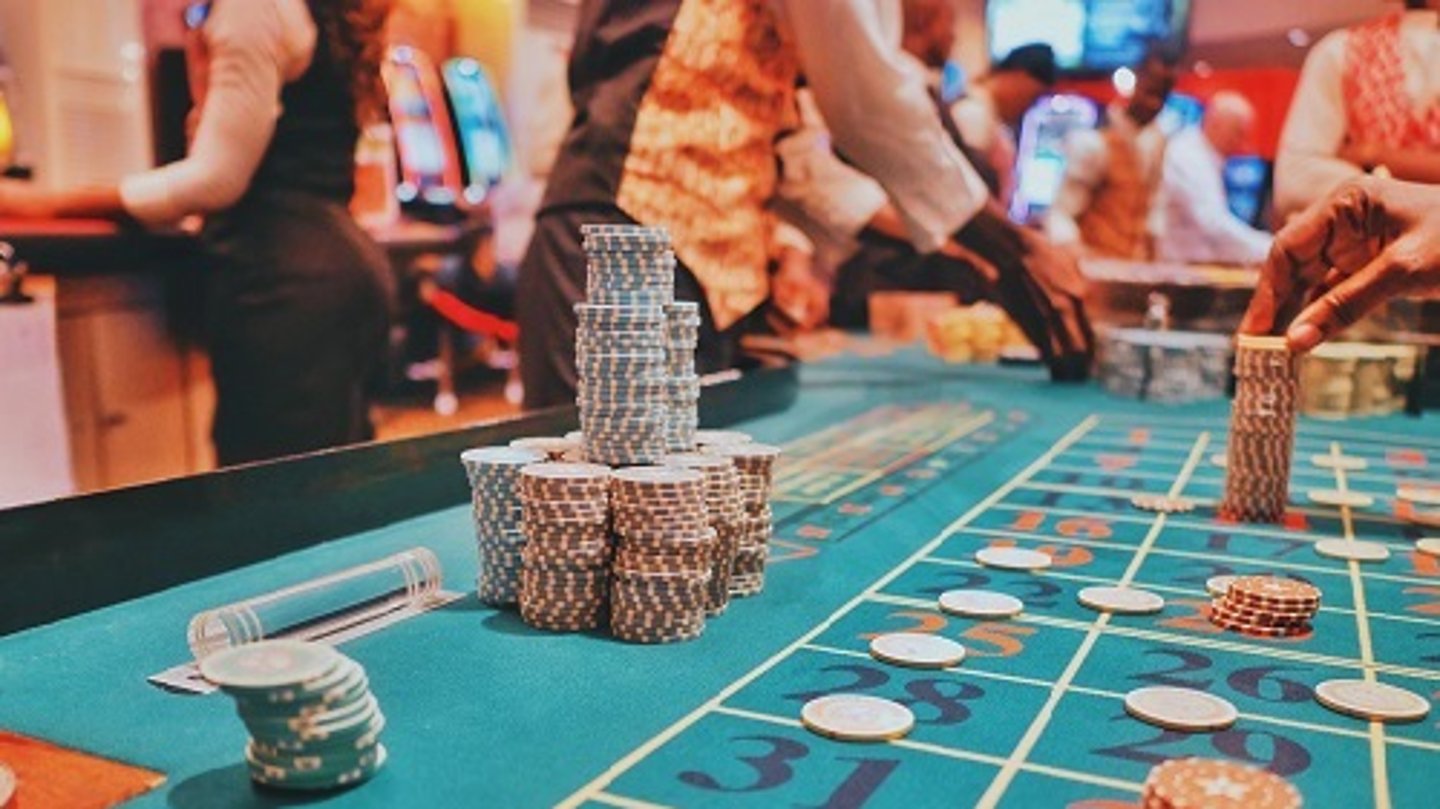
[575,224,688,466]
[665,301,701,451]
[460,446,546,605]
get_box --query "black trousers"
[517,205,766,410]
[202,191,391,465]
[830,233,991,329]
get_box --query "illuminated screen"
[988,0,1191,73]
[442,60,513,187]
[396,122,446,176]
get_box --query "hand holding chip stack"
[1219,335,1301,522]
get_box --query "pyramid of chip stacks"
[200,640,387,792]
[1220,335,1300,522]
[575,224,700,465]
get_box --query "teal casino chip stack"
[575,224,676,465]
[664,301,701,451]
[200,640,386,791]
[460,446,546,604]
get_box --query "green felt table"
[2,347,1438,808]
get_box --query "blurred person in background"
[1159,91,1271,265]
[951,43,1058,208]
[897,0,1002,196]
[0,0,394,466]
[1046,43,1179,260]
[518,0,1046,409]
[1275,0,1440,219]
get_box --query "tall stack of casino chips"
[664,301,701,451]
[575,224,676,465]
[517,463,613,631]
[200,640,387,791]
[609,466,715,643]
[662,452,744,615]
[704,443,782,596]
[460,446,546,605]
[1220,335,1300,522]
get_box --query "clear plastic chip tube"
[187,547,443,659]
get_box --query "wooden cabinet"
[55,272,214,493]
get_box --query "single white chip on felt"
[1314,679,1430,723]
[1124,686,1238,731]
[1205,575,1238,598]
[1209,453,1228,469]
[1396,485,1440,507]
[800,694,915,742]
[1314,539,1391,562]
[1078,586,1165,615]
[1306,489,1375,509]
[1310,454,1368,471]
[975,546,1052,571]
[869,632,966,669]
[937,589,1024,619]
[1415,538,1440,558]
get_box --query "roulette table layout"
[1,345,1437,808]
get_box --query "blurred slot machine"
[0,84,13,171]
[1010,93,1098,224]
[381,46,465,223]
[1223,155,1270,228]
[440,57,513,202]
[1158,92,1204,137]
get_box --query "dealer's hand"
[771,244,830,331]
[1240,177,1440,352]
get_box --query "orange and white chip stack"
[1141,757,1302,809]
[1208,574,1320,638]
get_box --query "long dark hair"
[309,0,393,124]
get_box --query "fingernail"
[1287,322,1322,351]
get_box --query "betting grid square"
[562,411,1439,809]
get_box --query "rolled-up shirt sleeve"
[774,91,888,243]
[120,0,313,226]
[1273,31,1360,220]
[774,0,987,253]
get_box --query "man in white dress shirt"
[1159,92,1271,265]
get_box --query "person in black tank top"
[0,0,394,465]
